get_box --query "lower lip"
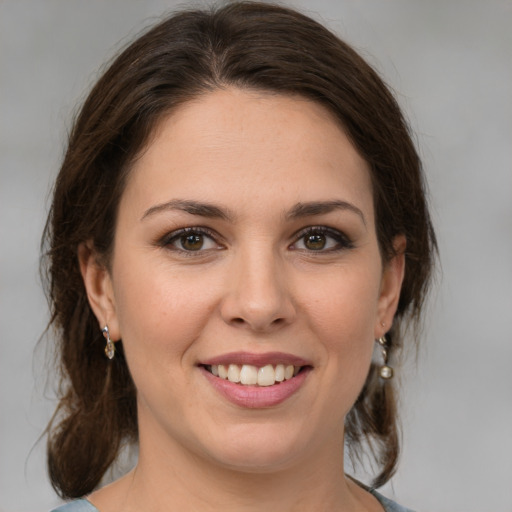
[201,367,311,408]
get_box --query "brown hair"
[42,1,437,499]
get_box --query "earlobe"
[78,242,120,340]
[375,235,406,338]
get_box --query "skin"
[80,88,405,512]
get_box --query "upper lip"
[200,351,312,367]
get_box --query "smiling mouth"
[202,364,307,387]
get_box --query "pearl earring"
[377,335,393,380]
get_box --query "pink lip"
[200,366,312,409]
[201,351,311,367]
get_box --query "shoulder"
[49,493,413,512]
[49,499,99,512]
[370,489,416,512]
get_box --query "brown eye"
[162,228,220,253]
[291,226,354,253]
[180,234,204,251]
[303,233,326,250]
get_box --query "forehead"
[123,88,374,221]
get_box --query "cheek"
[111,256,219,368]
[302,264,381,390]
[305,265,380,341]
[110,259,224,429]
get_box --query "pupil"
[182,234,203,250]
[305,233,326,250]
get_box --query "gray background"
[1,1,511,511]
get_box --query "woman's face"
[83,88,404,472]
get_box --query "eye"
[291,226,353,252]
[161,227,221,252]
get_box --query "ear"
[375,235,406,339]
[78,242,120,341]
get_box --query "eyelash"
[159,227,223,255]
[290,226,354,253]
[158,225,354,255]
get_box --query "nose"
[220,247,296,333]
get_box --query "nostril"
[228,315,286,330]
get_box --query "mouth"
[201,363,307,387]
[199,352,312,408]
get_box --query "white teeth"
[218,364,228,379]
[240,364,258,385]
[208,363,303,386]
[227,364,241,383]
[275,364,285,382]
[257,364,275,386]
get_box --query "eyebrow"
[286,200,366,226]
[141,199,234,221]
[141,198,365,226]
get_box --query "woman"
[43,2,436,511]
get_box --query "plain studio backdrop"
[1,1,511,511]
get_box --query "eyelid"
[158,226,224,251]
[157,225,353,253]
[290,225,354,251]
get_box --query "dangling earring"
[102,325,115,360]
[377,335,393,380]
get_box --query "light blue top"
[50,501,96,512]
[50,489,414,512]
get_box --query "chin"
[198,421,315,473]
[210,446,301,474]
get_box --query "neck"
[116,440,369,511]
[89,414,381,512]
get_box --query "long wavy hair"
[42,1,437,499]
